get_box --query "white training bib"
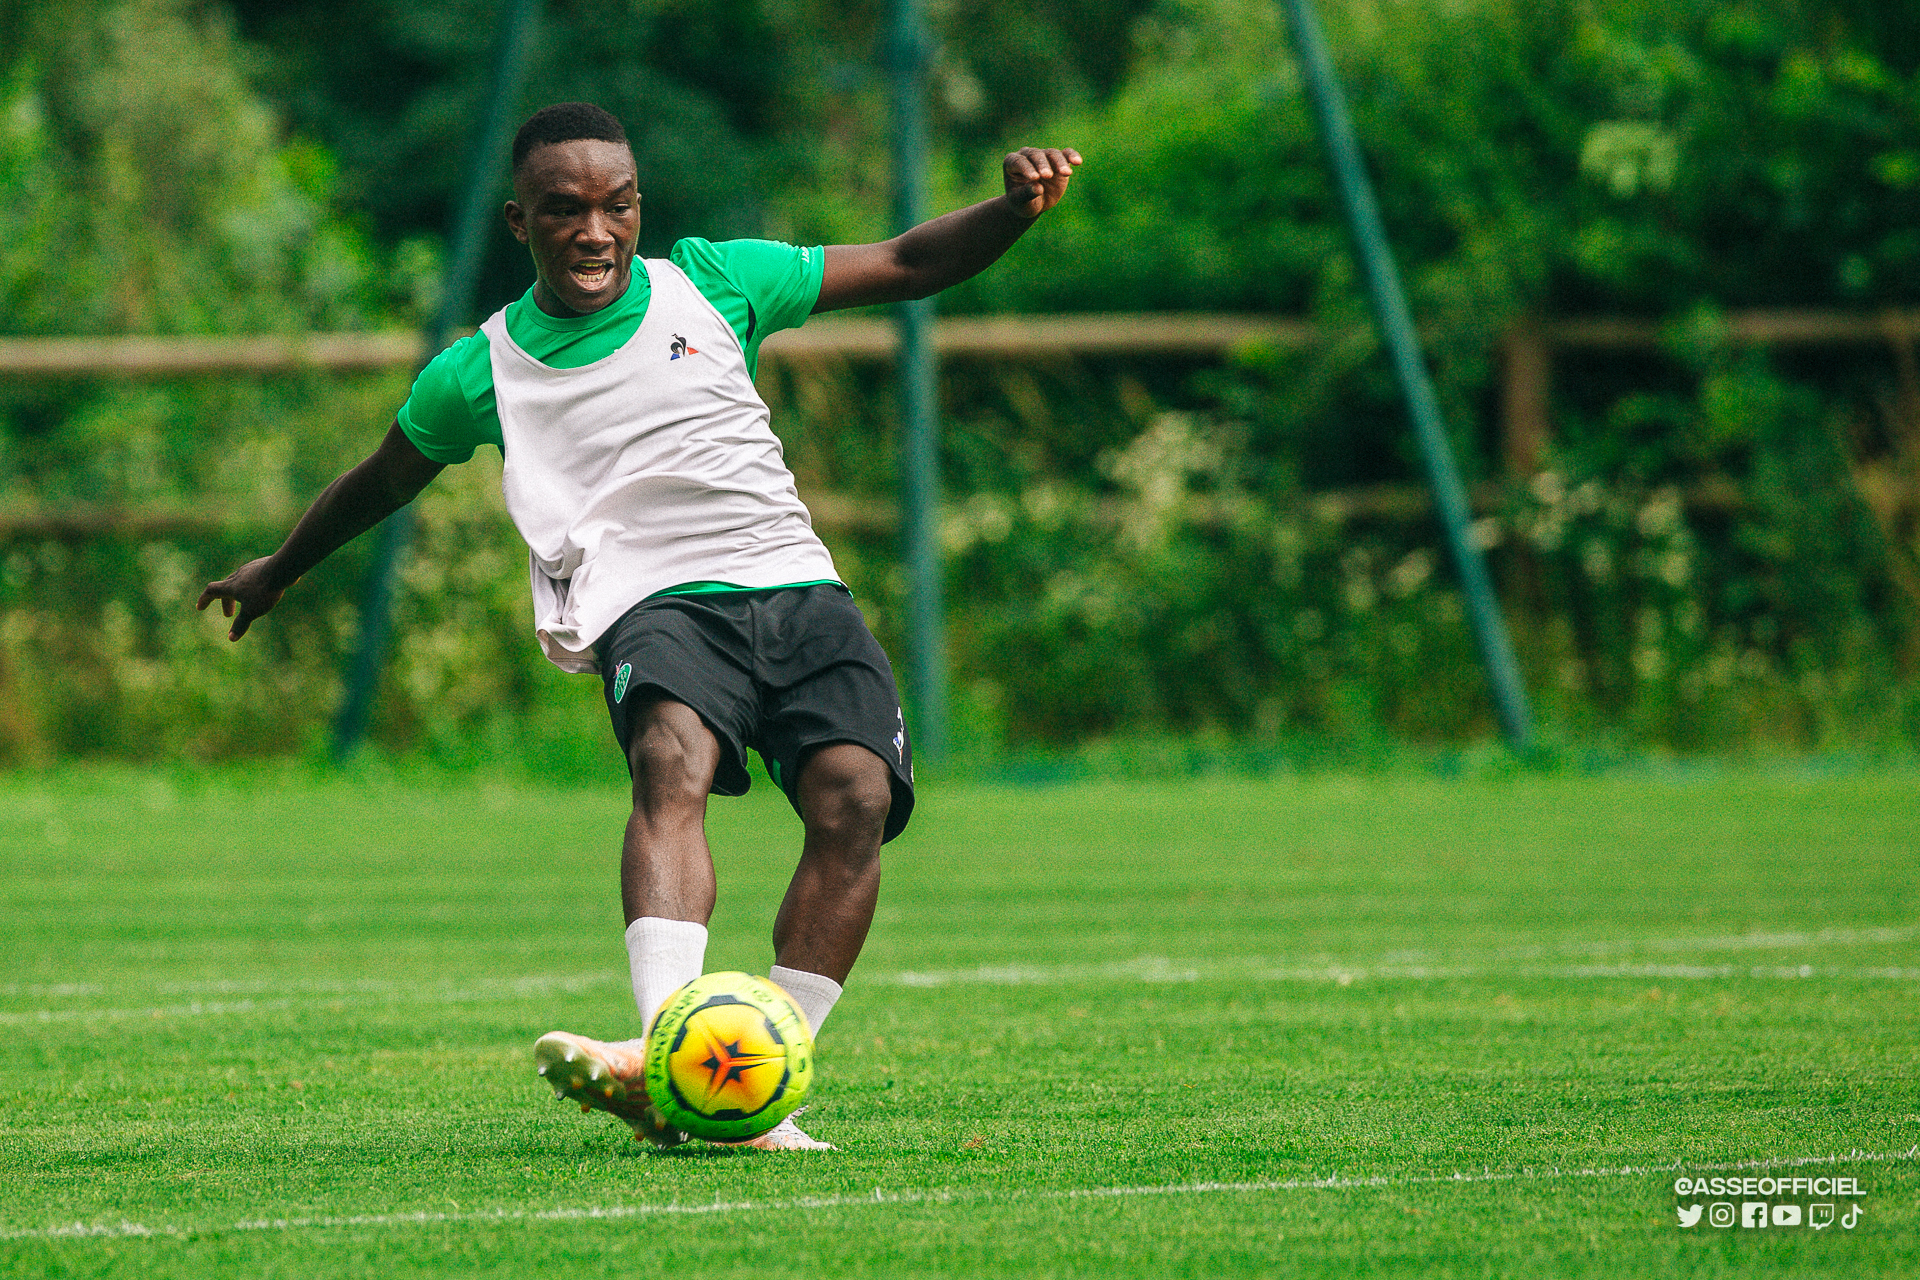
[482,259,838,673]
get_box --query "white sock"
[625,917,708,1039]
[769,964,843,1036]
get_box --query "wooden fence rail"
[0,314,1317,377]
[9,470,1910,544]
[0,332,425,377]
[4,309,1909,369]
[1502,308,1920,475]
[3,308,1914,539]
[0,485,1538,542]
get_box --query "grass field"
[2,766,1917,1277]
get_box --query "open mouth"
[569,260,614,288]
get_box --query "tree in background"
[1,0,1916,762]
[0,0,418,764]
[225,0,1155,315]
[966,0,1919,316]
[0,0,393,337]
[924,0,1920,748]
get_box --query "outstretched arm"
[196,421,444,640]
[813,146,1081,313]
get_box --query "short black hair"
[511,103,629,172]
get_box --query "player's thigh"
[622,697,725,801]
[754,587,916,842]
[597,596,759,798]
[793,741,894,844]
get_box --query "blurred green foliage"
[980,0,1919,315]
[1,0,1917,767]
[0,0,396,335]
[224,0,1155,313]
[927,0,1920,749]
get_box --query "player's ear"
[504,200,530,244]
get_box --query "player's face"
[506,140,641,318]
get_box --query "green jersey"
[397,237,825,465]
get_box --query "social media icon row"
[1680,1202,1861,1229]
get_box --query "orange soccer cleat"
[533,1030,686,1148]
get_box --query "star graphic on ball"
[695,1028,782,1106]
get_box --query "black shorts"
[594,584,914,842]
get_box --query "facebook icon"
[1742,1202,1770,1228]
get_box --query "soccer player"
[198,103,1079,1151]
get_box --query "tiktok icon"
[1670,1171,1870,1233]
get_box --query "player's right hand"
[1003,146,1081,219]
[196,557,286,641]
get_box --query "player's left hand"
[1004,147,1081,220]
[196,556,286,641]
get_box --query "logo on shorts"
[613,662,632,703]
[893,707,905,762]
[669,334,698,360]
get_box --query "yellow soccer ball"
[643,971,814,1141]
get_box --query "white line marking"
[0,972,621,1001]
[7,1147,1913,1243]
[1513,923,1920,959]
[0,974,625,1025]
[883,957,1207,988]
[876,958,1920,990]
[7,923,1915,1005]
[0,999,295,1026]
[8,942,1920,1024]
[878,924,1920,989]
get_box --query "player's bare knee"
[627,712,714,816]
[813,785,890,849]
[800,750,891,852]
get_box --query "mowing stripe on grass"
[5,924,1915,1026]
[0,998,297,1025]
[8,1147,1914,1244]
[6,960,1920,1024]
[1522,924,1920,956]
[0,972,621,1000]
[882,959,1920,988]
[9,922,1916,1006]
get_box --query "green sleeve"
[396,330,501,464]
[670,237,825,375]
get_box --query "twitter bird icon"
[1677,1204,1704,1228]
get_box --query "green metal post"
[331,0,541,762]
[1277,0,1534,751]
[889,0,947,760]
